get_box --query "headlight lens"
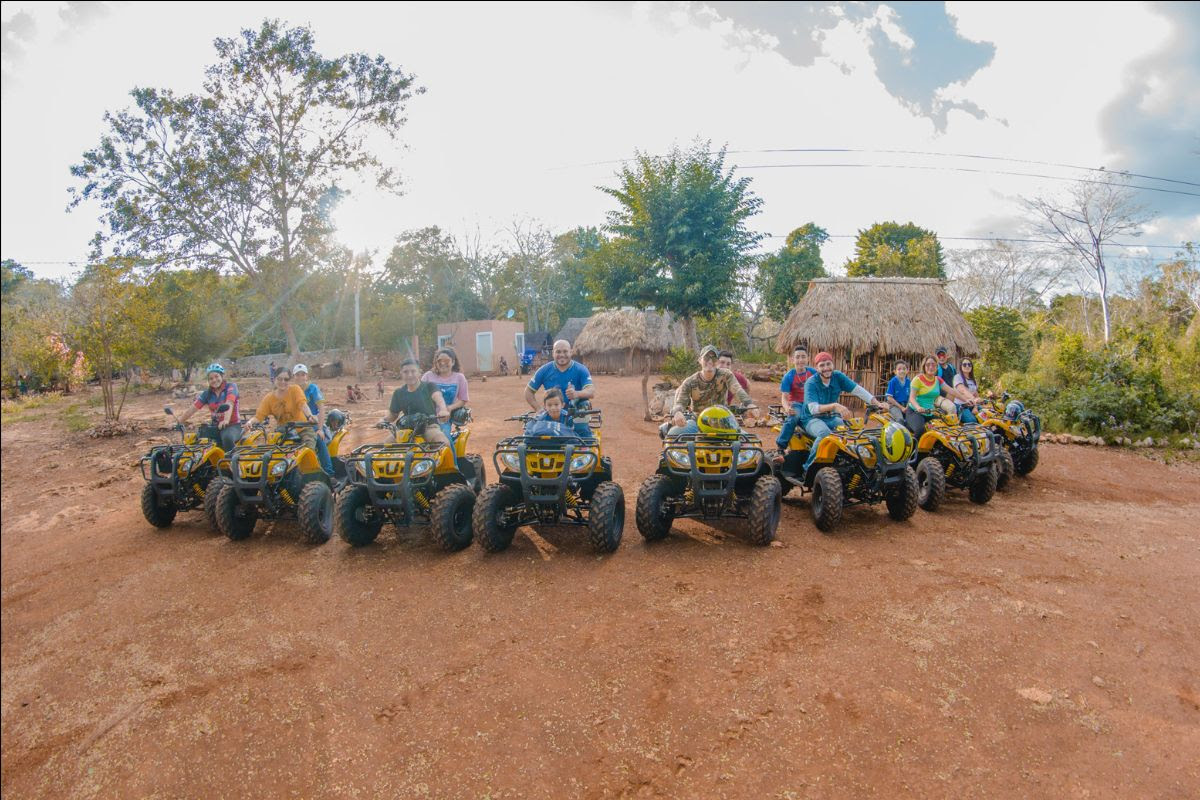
[411,459,434,477]
[855,444,873,461]
[178,457,198,475]
[736,449,759,466]
[269,460,288,477]
[500,452,521,472]
[666,448,691,468]
[570,453,596,473]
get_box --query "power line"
[759,234,1186,250]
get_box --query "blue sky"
[2,1,1196,282]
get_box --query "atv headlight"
[499,452,521,472]
[570,453,596,473]
[411,459,434,478]
[666,448,691,468]
[736,449,760,467]
[855,444,874,461]
[270,460,288,477]
[178,456,199,476]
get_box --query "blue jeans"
[313,435,334,476]
[776,414,802,449]
[802,415,844,470]
[958,406,978,424]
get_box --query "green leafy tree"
[381,227,487,346]
[963,305,1032,381]
[1,262,79,393]
[845,222,946,279]
[586,143,764,348]
[757,223,828,320]
[69,19,422,356]
[143,269,235,379]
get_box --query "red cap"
[814,351,834,366]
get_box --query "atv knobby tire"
[810,467,843,533]
[635,475,676,541]
[968,461,999,505]
[996,448,1014,490]
[473,484,519,553]
[297,481,334,544]
[336,484,384,546]
[203,476,230,530]
[216,482,257,540]
[916,458,946,512]
[886,466,919,521]
[747,475,782,545]
[430,483,476,552]
[1014,446,1039,476]
[465,454,486,495]
[140,482,177,529]
[586,481,625,553]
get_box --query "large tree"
[845,221,946,279]
[1024,174,1151,344]
[586,143,764,348]
[946,241,1068,310]
[757,223,828,321]
[69,19,422,356]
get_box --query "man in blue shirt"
[525,340,595,436]
[292,364,333,476]
[799,351,881,471]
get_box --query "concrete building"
[435,320,525,375]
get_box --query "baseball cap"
[699,345,719,360]
[292,363,309,375]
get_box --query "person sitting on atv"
[384,358,452,448]
[422,347,469,442]
[255,369,322,458]
[796,351,882,471]
[885,360,913,423]
[717,351,751,404]
[952,358,981,424]
[668,345,758,436]
[523,388,580,436]
[291,364,334,476]
[774,345,816,450]
[176,363,242,450]
[524,339,594,437]
[906,355,979,439]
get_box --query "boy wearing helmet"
[668,345,758,436]
[177,363,242,450]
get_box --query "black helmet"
[326,409,347,431]
[1004,401,1025,420]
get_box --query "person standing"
[268,360,278,382]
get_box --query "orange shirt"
[256,384,310,424]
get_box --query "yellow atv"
[636,406,780,546]
[767,404,919,533]
[976,394,1042,486]
[473,409,624,554]
[335,412,482,551]
[139,404,234,529]
[213,420,338,544]
[910,409,1000,511]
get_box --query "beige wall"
[436,320,525,375]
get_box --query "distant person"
[525,339,595,436]
[498,355,509,376]
[346,385,358,404]
[717,351,751,405]
[176,363,242,450]
[268,360,278,381]
[376,378,385,399]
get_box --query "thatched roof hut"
[556,317,591,345]
[573,310,685,374]
[775,277,980,396]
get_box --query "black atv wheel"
[747,475,782,545]
[635,474,676,541]
[810,467,843,533]
[216,482,256,540]
[1014,446,1039,476]
[886,466,919,522]
[140,482,177,529]
[473,484,519,553]
[465,454,486,494]
[335,484,384,546]
[968,462,999,505]
[203,477,230,530]
[430,483,476,552]
[996,448,1014,490]
[297,481,334,544]
[587,481,625,553]
[916,458,946,512]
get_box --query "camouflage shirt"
[672,368,752,415]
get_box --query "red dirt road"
[2,375,1199,798]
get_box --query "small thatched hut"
[573,310,685,374]
[556,317,591,346]
[775,278,980,397]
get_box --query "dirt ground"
[2,374,1198,799]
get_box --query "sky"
[2,1,1197,283]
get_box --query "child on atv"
[524,388,581,436]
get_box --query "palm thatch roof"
[573,309,685,356]
[555,317,591,345]
[775,278,980,356]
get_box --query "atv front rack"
[493,434,597,514]
[661,433,763,503]
[344,441,446,523]
[228,443,306,507]
[140,441,213,503]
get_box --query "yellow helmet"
[880,422,913,463]
[697,405,739,438]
